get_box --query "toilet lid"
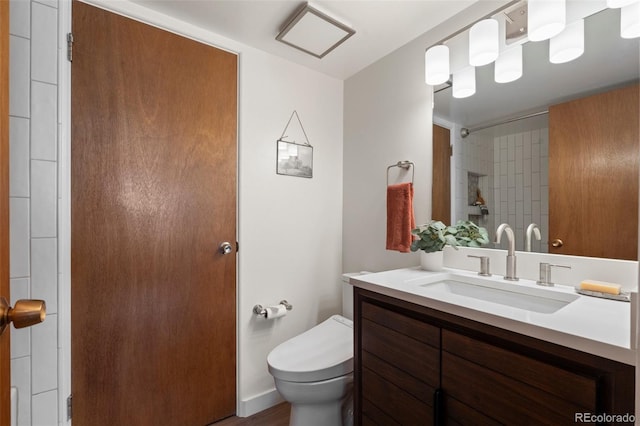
[267,315,354,383]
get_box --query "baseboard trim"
[237,388,284,418]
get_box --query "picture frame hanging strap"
[278,110,312,146]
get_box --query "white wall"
[343,1,508,273]
[9,0,60,424]
[9,0,344,423]
[237,45,344,415]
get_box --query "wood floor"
[211,403,290,426]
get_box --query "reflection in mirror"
[448,114,549,253]
[433,5,639,258]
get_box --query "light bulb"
[494,44,523,83]
[528,0,566,41]
[550,19,584,63]
[469,19,499,66]
[425,45,450,85]
[621,2,640,38]
[452,66,476,98]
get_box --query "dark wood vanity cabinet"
[354,288,635,426]
[360,301,440,425]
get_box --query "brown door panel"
[71,3,237,425]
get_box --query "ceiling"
[129,0,478,80]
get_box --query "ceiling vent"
[276,3,355,59]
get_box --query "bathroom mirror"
[433,6,640,259]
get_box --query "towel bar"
[386,160,415,186]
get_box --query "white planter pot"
[420,251,444,271]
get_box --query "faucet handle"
[467,255,491,277]
[536,262,571,287]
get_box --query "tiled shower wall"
[454,118,549,252]
[492,128,549,253]
[9,0,60,425]
[454,132,494,232]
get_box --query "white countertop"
[350,267,636,365]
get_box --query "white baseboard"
[237,388,284,418]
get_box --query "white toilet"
[267,273,364,426]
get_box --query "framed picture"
[276,140,313,178]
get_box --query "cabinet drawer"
[442,330,597,410]
[442,330,598,425]
[362,366,432,425]
[362,302,440,348]
[362,318,439,384]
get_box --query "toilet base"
[290,402,342,426]
[274,374,353,426]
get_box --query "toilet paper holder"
[253,300,293,317]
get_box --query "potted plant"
[410,220,489,271]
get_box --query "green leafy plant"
[410,220,458,253]
[454,220,490,247]
[410,220,490,253]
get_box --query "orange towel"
[386,182,416,253]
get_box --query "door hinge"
[67,33,73,62]
[449,145,453,157]
[66,394,72,420]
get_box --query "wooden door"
[549,84,639,260]
[432,124,451,224]
[71,3,237,425]
[0,1,10,424]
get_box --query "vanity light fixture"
[549,19,584,63]
[469,19,500,66]
[452,66,476,98]
[620,1,640,38]
[276,3,355,59]
[527,0,566,41]
[425,45,450,85]
[494,44,523,83]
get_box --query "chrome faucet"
[525,223,541,252]
[495,223,518,281]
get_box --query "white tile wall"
[10,0,31,38]
[30,82,57,161]
[10,357,31,426]
[9,35,29,118]
[10,2,59,425]
[32,389,58,426]
[31,2,57,85]
[9,198,30,278]
[9,117,29,197]
[31,315,57,394]
[9,278,30,359]
[30,238,57,314]
[30,160,57,237]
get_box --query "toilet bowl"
[267,315,354,426]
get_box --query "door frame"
[58,1,241,423]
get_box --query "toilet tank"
[341,272,371,320]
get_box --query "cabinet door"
[441,330,598,425]
[360,302,440,425]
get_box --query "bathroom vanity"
[351,268,635,425]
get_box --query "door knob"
[551,239,564,248]
[0,297,46,335]
[219,242,233,255]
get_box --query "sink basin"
[415,275,579,314]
